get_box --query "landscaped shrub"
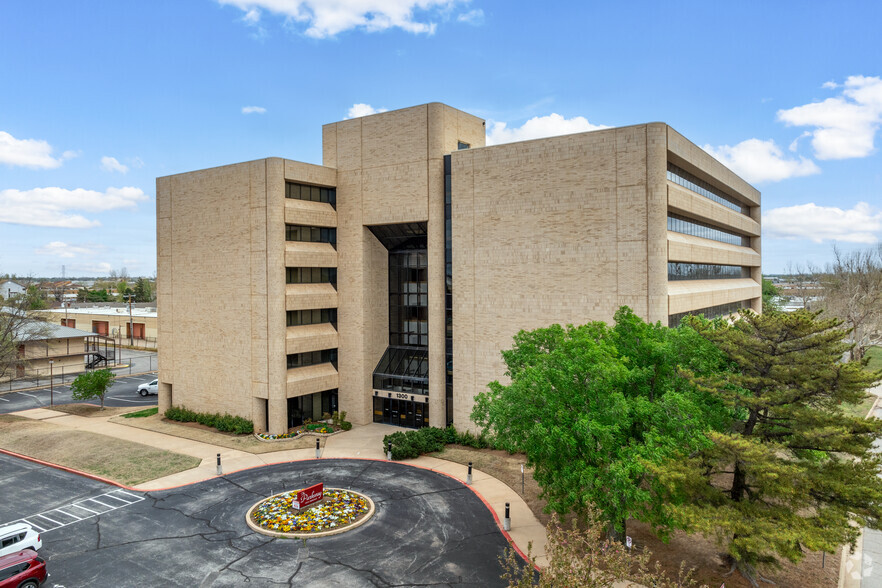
[165,406,253,435]
[382,425,505,460]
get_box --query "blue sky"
[1,1,880,276]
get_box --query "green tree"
[85,289,111,302]
[660,310,882,584]
[132,278,153,302]
[24,285,47,310]
[70,369,116,409]
[472,307,728,540]
[761,277,780,312]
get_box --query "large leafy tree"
[70,368,116,408]
[660,310,882,584]
[472,307,728,539]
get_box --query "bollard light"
[387,441,392,461]
[466,462,473,485]
[503,502,511,531]
[216,453,223,476]
[315,438,321,459]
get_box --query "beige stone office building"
[156,103,761,434]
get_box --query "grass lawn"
[867,346,882,372]
[431,445,840,588]
[109,413,317,454]
[0,414,200,486]
[122,407,159,418]
[839,346,882,419]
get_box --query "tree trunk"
[607,519,627,544]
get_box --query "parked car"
[0,549,47,587]
[0,524,40,558]
[137,379,158,396]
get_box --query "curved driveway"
[16,458,512,587]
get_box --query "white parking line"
[4,489,145,534]
[15,391,42,401]
[111,398,155,403]
[0,397,8,402]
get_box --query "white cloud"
[70,262,114,275]
[763,202,882,244]
[777,75,882,160]
[457,8,483,24]
[218,0,462,38]
[35,241,102,259]
[0,131,75,169]
[242,105,267,114]
[100,156,129,174]
[703,138,820,184]
[345,103,388,119]
[486,113,609,146]
[822,81,839,90]
[0,186,148,229]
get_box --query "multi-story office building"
[156,103,761,434]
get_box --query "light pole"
[49,360,54,407]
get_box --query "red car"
[0,549,46,588]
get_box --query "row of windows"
[667,163,749,215]
[286,225,336,245]
[286,267,337,285]
[668,300,751,327]
[668,214,751,247]
[285,182,336,206]
[286,308,337,327]
[287,348,338,369]
[668,262,751,281]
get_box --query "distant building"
[39,305,158,349]
[4,321,115,382]
[157,103,761,434]
[0,281,25,299]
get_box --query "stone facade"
[157,103,761,434]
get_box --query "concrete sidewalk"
[10,408,550,566]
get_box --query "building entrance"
[373,396,428,429]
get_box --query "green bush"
[165,406,253,435]
[340,421,353,431]
[382,425,507,460]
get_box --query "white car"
[0,523,41,557]
[137,379,158,396]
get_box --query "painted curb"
[245,488,375,539]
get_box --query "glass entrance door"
[372,397,429,429]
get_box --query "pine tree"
[659,309,882,585]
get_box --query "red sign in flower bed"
[293,483,323,510]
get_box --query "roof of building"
[44,306,157,318]
[17,321,97,341]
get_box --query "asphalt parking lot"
[0,373,158,414]
[1,456,513,587]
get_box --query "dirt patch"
[109,413,317,454]
[0,414,200,486]
[49,403,135,418]
[431,445,840,588]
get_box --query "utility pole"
[124,293,134,346]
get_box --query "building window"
[388,250,428,347]
[285,267,337,286]
[285,182,336,208]
[372,347,429,396]
[287,308,337,327]
[457,141,470,150]
[667,163,749,215]
[667,214,751,247]
[286,349,338,369]
[668,300,751,327]
[285,225,336,247]
[668,262,751,281]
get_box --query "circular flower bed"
[246,488,374,538]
